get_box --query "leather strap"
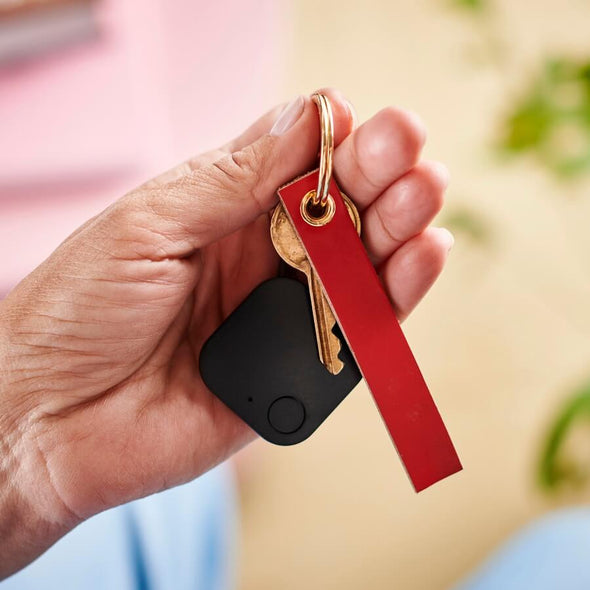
[278,170,462,492]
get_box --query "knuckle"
[374,199,400,244]
[208,138,272,214]
[102,188,187,259]
[230,144,265,182]
[214,145,260,186]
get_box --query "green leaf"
[498,57,590,178]
[451,0,487,11]
[442,207,491,245]
[538,380,590,491]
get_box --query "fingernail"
[345,99,358,128]
[270,96,305,136]
[437,227,455,252]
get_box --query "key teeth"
[329,361,345,376]
[327,331,344,375]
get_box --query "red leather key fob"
[278,170,462,491]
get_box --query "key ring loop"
[311,93,334,208]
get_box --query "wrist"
[0,305,76,579]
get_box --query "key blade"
[309,271,344,375]
[270,203,345,375]
[319,303,345,376]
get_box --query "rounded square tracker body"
[199,278,362,445]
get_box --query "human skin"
[0,89,452,578]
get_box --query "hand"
[0,90,452,576]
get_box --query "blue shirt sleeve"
[1,464,237,590]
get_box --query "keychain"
[200,94,462,491]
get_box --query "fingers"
[138,105,300,190]
[121,90,355,259]
[361,160,449,265]
[333,106,426,210]
[224,103,287,153]
[227,87,355,152]
[380,227,454,323]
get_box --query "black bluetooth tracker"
[199,278,362,445]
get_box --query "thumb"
[119,91,354,259]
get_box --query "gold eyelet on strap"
[300,190,336,227]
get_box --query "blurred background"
[2,0,590,588]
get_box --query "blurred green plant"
[499,58,590,178]
[451,0,487,11]
[445,0,590,493]
[442,206,491,245]
[539,380,590,491]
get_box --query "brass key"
[270,194,361,375]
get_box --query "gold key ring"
[311,93,334,208]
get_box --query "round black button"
[267,396,306,434]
